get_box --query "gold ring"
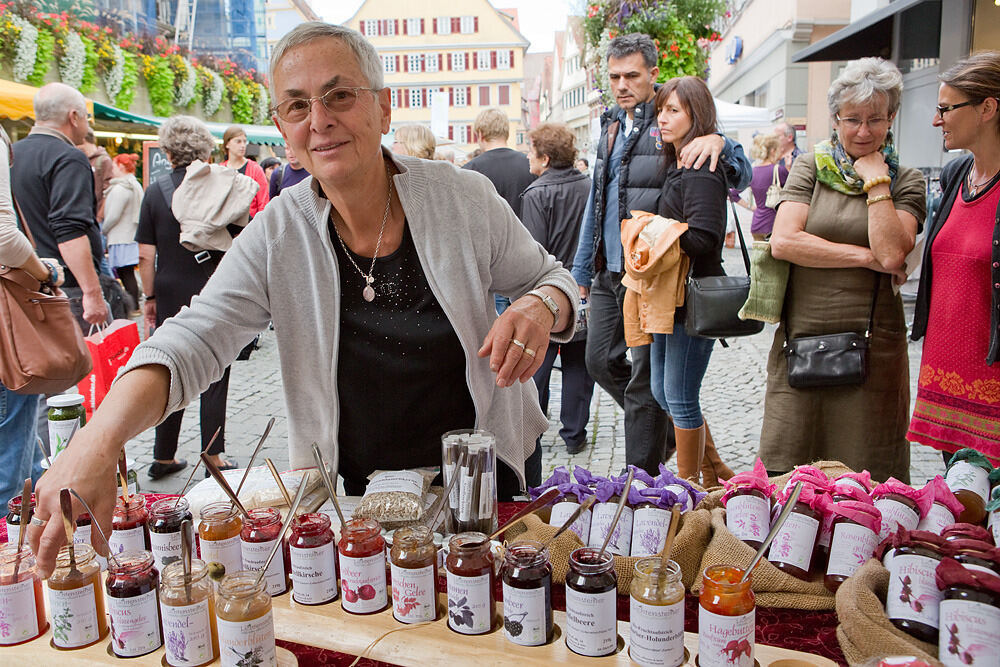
[510,338,526,350]
[524,347,536,358]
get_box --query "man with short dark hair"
[268,144,310,198]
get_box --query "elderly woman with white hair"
[761,58,926,482]
[28,22,577,578]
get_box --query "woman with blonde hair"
[392,124,436,159]
[221,125,269,217]
[730,133,786,240]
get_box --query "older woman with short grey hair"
[761,58,926,482]
[158,115,215,169]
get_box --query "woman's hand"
[37,257,64,287]
[143,299,156,338]
[478,296,552,388]
[852,151,889,183]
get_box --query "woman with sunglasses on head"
[909,52,1000,466]
[760,58,926,482]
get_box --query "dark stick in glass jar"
[5,492,34,549]
[148,497,193,575]
[110,493,150,557]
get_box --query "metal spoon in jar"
[11,478,31,582]
[740,481,803,583]
[181,519,193,604]
[234,416,276,499]
[173,426,221,508]
[69,488,120,569]
[201,453,252,522]
[425,450,466,533]
[311,443,346,528]
[265,458,293,508]
[253,475,309,591]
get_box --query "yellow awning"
[0,78,94,121]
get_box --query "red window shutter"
[402,19,407,35]
[421,18,425,34]
[472,52,478,70]
[438,54,442,70]
[403,56,408,72]
[433,18,437,34]
[499,85,509,105]
[474,17,478,32]
[509,50,514,67]
[422,89,427,107]
[421,55,425,72]
[394,19,399,34]
[395,55,400,70]
[446,53,451,70]
[452,17,459,33]
[466,87,471,102]
[491,51,497,69]
[465,53,469,69]
[479,86,488,106]
[449,88,454,105]
[448,126,454,140]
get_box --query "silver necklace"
[967,164,999,198]
[331,170,394,302]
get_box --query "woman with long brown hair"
[221,125,269,217]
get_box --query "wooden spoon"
[488,486,560,541]
[11,478,31,582]
[59,488,79,577]
[597,468,635,559]
[539,496,597,551]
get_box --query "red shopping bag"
[77,319,140,417]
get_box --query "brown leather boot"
[674,424,706,483]
[700,422,735,488]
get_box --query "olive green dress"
[758,153,926,483]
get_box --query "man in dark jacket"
[463,108,536,218]
[571,33,752,476]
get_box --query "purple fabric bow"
[529,465,572,500]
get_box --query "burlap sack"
[835,559,942,666]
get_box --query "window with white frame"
[390,89,399,107]
[460,16,475,33]
[362,19,378,36]
[496,50,511,70]
[407,54,422,72]
[453,86,467,107]
[436,16,451,34]
[455,124,469,144]
[477,50,490,70]
[409,88,423,108]
[451,52,465,71]
[425,52,438,72]
[406,18,421,35]
[382,55,396,74]
[382,19,395,35]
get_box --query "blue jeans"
[0,386,41,506]
[650,326,715,429]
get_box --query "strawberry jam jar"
[339,518,387,614]
[240,507,290,597]
[109,493,150,557]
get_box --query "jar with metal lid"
[106,550,162,657]
[945,449,993,525]
[630,558,685,667]
[446,531,495,635]
[501,540,551,646]
[767,497,821,580]
[5,493,33,549]
[885,539,946,643]
[0,542,46,645]
[289,512,338,605]
[874,492,922,541]
[698,564,755,667]
[240,507,290,597]
[46,393,85,461]
[198,502,243,585]
[48,543,108,649]
[565,546,617,657]
[824,501,882,592]
[109,493,150,557]
[148,497,192,574]
[390,524,436,623]
[159,558,219,667]
[936,557,1000,667]
[215,570,276,667]
[339,517,387,614]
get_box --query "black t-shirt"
[462,147,536,219]
[331,220,476,494]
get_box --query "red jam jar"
[874,492,922,542]
[289,512,339,605]
[148,497,193,574]
[767,498,821,580]
[824,501,881,592]
[565,546,617,656]
[698,565,755,667]
[0,542,47,645]
[5,493,33,548]
[724,485,770,550]
[240,507,290,597]
[198,502,243,585]
[106,550,162,657]
[390,525,437,623]
[109,494,150,557]
[501,540,552,646]
[339,518,387,614]
[446,532,495,635]
[886,538,946,643]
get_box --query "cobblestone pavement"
[135,245,943,495]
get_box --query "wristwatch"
[526,289,560,327]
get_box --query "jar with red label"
[109,494,150,558]
[874,492,922,542]
[0,542,46,645]
[767,497,821,580]
[390,524,437,623]
[446,532,495,635]
[240,507,290,597]
[824,501,881,592]
[106,550,163,657]
[565,546,617,656]
[198,502,243,585]
[289,512,339,605]
[936,557,1000,667]
[501,540,551,646]
[5,493,33,549]
[945,449,993,525]
[339,518,387,614]
[886,538,946,643]
[698,565,755,667]
[724,485,770,550]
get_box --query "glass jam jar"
[446,531,495,635]
[766,497,821,580]
[240,507,290,597]
[216,570,277,667]
[946,450,993,525]
[937,559,1000,667]
[565,546,617,657]
[501,540,552,646]
[629,558,685,667]
[631,501,674,557]
[72,512,107,571]
[950,540,1000,579]
[698,565,755,667]
[824,501,881,592]
[874,492,922,542]
[885,538,945,643]
[0,542,46,645]
[159,558,219,667]
[109,493,150,557]
[5,493,33,549]
[549,494,591,544]
[588,495,633,556]
[390,524,437,623]
[198,502,243,585]
[917,500,960,534]
[48,543,108,649]
[988,487,1000,545]
[339,518,388,614]
[724,485,770,550]
[289,512,339,605]
[106,550,162,657]
[148,497,193,574]
[46,393,85,461]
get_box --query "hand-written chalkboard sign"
[142,141,173,188]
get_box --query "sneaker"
[147,459,188,480]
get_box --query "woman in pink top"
[221,126,269,218]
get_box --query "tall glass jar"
[446,531,495,635]
[565,546,617,657]
[0,542,46,645]
[48,544,108,649]
[5,493,33,549]
[874,492,922,541]
[198,502,243,585]
[698,565,755,667]
[148,497,193,574]
[588,495,633,556]
[390,524,437,623]
[159,558,219,667]
[767,498,821,580]
[240,507,290,597]
[885,539,945,643]
[938,560,1000,667]
[501,540,552,646]
[106,550,162,657]
[629,558,685,667]
[109,493,150,557]
[216,571,276,667]
[824,502,881,592]
[339,518,387,614]
[631,501,674,557]
[289,512,339,605]
[46,393,85,461]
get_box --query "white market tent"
[715,98,771,131]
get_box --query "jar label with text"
[446,571,492,634]
[767,510,818,571]
[988,510,999,545]
[631,506,672,557]
[565,587,617,656]
[549,502,591,545]
[200,534,243,580]
[109,588,162,656]
[217,609,276,667]
[836,478,868,493]
[725,494,769,544]
[875,498,920,541]
[946,462,990,502]
[588,503,633,556]
[49,582,100,648]
[959,563,999,579]
[340,553,387,613]
[242,538,286,596]
[630,597,684,667]
[917,503,957,534]
[826,522,878,578]
[698,606,754,667]
[444,463,460,510]
[0,578,39,645]
[939,598,1000,667]
[109,525,146,556]
[886,553,941,629]
[160,598,214,667]
[150,530,183,574]
[391,563,436,623]
[502,581,548,646]
[48,417,80,460]
[290,542,339,604]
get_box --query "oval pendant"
[363,285,375,302]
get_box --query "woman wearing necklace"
[27,22,577,576]
[221,125,269,218]
[909,51,1000,466]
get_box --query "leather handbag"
[764,163,782,208]
[784,274,879,388]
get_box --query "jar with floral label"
[148,497,193,574]
[698,564,755,667]
[0,543,46,645]
[198,502,243,586]
[917,477,964,534]
[722,460,774,550]
[48,543,108,649]
[216,570,276,667]
[565,546,617,656]
[767,485,826,580]
[5,493,33,549]
[446,532,495,635]
[548,490,592,544]
[46,393,85,461]
[935,556,1000,667]
[289,512,339,605]
[873,481,928,542]
[817,484,871,572]
[501,540,551,646]
[390,525,437,623]
[106,550,162,657]
[630,558,685,667]
[949,540,1000,579]
[886,535,948,643]
[588,491,633,557]
[825,501,882,592]
[159,558,219,667]
[945,449,994,525]
[241,507,290,597]
[109,493,150,557]
[339,518,387,614]
[630,494,676,558]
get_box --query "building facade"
[345,0,529,156]
[549,17,595,158]
[266,0,320,59]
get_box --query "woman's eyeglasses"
[835,114,891,131]
[934,99,984,119]
[271,86,379,122]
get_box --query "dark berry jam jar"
[5,493,33,548]
[147,497,192,574]
[106,550,162,657]
[240,507,290,596]
[446,531,495,635]
[885,539,945,643]
[501,540,552,646]
[565,546,617,657]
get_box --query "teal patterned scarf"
[814,130,899,195]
